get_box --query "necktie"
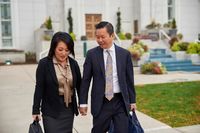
[105,50,114,100]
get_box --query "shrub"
[128,41,148,61]
[45,16,52,30]
[43,34,52,41]
[171,18,177,29]
[25,52,36,63]
[142,44,149,52]
[67,8,73,33]
[128,43,144,61]
[171,42,180,51]
[141,62,167,74]
[146,20,161,29]
[116,8,121,34]
[132,37,140,44]
[117,32,126,40]
[169,36,179,48]
[179,42,189,51]
[171,42,189,52]
[187,42,200,54]
[69,32,76,41]
[177,33,183,40]
[125,33,132,40]
[163,22,171,28]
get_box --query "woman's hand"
[130,103,137,111]
[32,114,41,121]
[79,107,88,116]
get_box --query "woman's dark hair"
[95,21,114,36]
[48,32,75,58]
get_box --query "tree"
[45,16,52,30]
[116,8,121,34]
[67,8,73,33]
[171,18,177,29]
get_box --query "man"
[79,21,136,133]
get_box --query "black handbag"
[109,111,144,133]
[28,120,43,133]
[128,111,144,133]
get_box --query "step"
[149,58,179,62]
[165,65,199,70]
[164,63,193,68]
[150,49,166,55]
[150,54,172,58]
[162,60,192,65]
[147,48,200,72]
[150,52,169,55]
[161,60,192,64]
[150,59,190,63]
[167,66,200,72]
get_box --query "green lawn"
[136,81,200,127]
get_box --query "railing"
[114,32,122,46]
[159,29,171,41]
[39,49,49,60]
[195,39,200,43]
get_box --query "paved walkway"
[0,64,199,133]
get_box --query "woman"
[32,32,81,133]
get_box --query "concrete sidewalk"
[0,64,199,133]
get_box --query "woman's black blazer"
[32,56,81,118]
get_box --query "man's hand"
[32,114,41,121]
[130,103,137,111]
[79,107,88,116]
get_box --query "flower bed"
[140,62,167,74]
[127,38,148,61]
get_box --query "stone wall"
[0,50,25,63]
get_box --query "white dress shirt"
[103,43,120,93]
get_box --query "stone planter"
[139,52,150,65]
[186,53,191,60]
[0,50,25,63]
[36,41,51,62]
[141,52,150,61]
[175,51,186,61]
[148,31,159,41]
[169,29,177,37]
[190,54,200,64]
[132,59,139,67]
[44,29,54,37]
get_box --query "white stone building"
[0,0,199,52]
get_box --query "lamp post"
[5,59,12,65]
[83,41,87,57]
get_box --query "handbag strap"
[129,111,139,125]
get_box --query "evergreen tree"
[171,18,177,29]
[67,8,73,33]
[45,16,52,30]
[116,8,121,34]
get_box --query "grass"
[136,81,200,127]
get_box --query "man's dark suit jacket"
[80,44,136,117]
[32,56,81,118]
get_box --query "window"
[0,0,12,47]
[168,0,175,21]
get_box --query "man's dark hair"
[95,21,114,36]
[48,32,75,58]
